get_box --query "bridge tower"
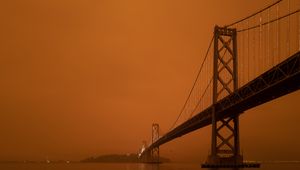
[206,25,243,166]
[139,123,160,163]
[151,123,160,163]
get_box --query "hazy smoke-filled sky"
[0,0,299,162]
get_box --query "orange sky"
[0,0,299,162]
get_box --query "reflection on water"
[0,163,299,170]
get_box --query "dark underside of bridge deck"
[143,51,300,154]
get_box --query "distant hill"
[81,154,170,163]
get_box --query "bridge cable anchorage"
[168,35,214,131]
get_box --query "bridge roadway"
[142,51,300,155]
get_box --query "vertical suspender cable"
[268,8,270,69]
[277,2,280,63]
[259,14,262,74]
[168,36,214,131]
[299,1,300,51]
[287,0,290,57]
[247,20,250,83]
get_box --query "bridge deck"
[143,51,300,154]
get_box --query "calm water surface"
[0,163,299,170]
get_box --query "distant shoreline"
[81,154,170,163]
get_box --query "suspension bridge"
[138,0,300,167]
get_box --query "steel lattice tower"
[208,25,243,165]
